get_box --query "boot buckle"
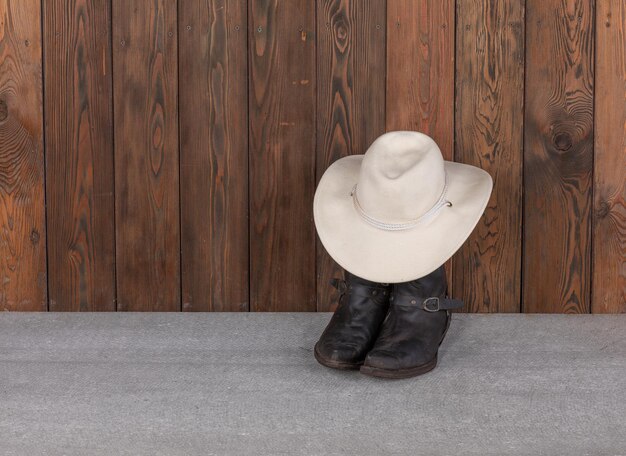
[423,297,440,312]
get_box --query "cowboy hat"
[314,131,493,283]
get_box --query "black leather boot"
[360,266,463,379]
[314,272,391,370]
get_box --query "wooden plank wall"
[316,0,386,311]
[248,0,316,311]
[523,0,594,313]
[0,0,47,311]
[454,0,524,313]
[44,0,115,311]
[179,0,249,312]
[112,1,180,311]
[387,0,456,297]
[0,0,624,313]
[594,0,626,313]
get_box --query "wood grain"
[112,0,180,311]
[0,0,47,311]
[523,0,594,313]
[43,0,115,312]
[593,0,626,313]
[179,0,248,312]
[454,0,524,312]
[386,0,455,292]
[249,0,316,311]
[2,0,623,314]
[386,0,454,159]
[315,0,386,311]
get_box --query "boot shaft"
[391,265,447,298]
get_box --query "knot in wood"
[30,229,40,245]
[595,201,611,219]
[333,19,348,52]
[553,132,572,151]
[0,99,7,121]
[334,20,347,40]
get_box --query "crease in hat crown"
[352,131,452,230]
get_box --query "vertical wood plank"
[316,0,386,311]
[386,0,455,292]
[523,0,594,313]
[386,0,454,160]
[112,0,180,311]
[249,0,316,311]
[593,0,626,313]
[179,0,248,312]
[0,0,47,311]
[454,0,524,312]
[44,0,115,312]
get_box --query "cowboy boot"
[360,266,463,379]
[314,272,391,370]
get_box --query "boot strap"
[420,296,463,312]
[391,294,463,312]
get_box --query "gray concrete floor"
[0,313,624,456]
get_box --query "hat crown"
[356,131,446,223]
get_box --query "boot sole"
[359,354,437,379]
[359,311,452,379]
[314,345,363,370]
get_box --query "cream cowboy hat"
[314,131,493,283]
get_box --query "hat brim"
[313,155,493,283]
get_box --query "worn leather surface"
[363,266,459,371]
[315,272,390,365]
